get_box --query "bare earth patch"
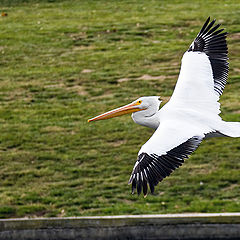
[233,110,240,114]
[67,85,88,96]
[107,140,127,147]
[233,68,240,73]
[230,33,240,40]
[117,74,172,83]
[137,74,166,81]
[117,78,130,83]
[81,69,93,73]
[41,126,65,133]
[161,96,171,102]
[73,46,95,51]
[45,83,65,89]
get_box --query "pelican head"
[88,96,161,128]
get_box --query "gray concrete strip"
[1,212,240,221]
[0,213,240,240]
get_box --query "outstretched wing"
[129,137,202,196]
[128,119,212,196]
[170,17,229,115]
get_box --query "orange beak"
[88,102,144,122]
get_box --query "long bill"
[88,102,144,122]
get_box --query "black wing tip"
[130,181,154,197]
[188,17,229,97]
[188,17,228,53]
[128,137,203,196]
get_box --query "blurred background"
[0,0,239,218]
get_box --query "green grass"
[0,0,239,218]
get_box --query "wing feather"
[188,17,229,96]
[129,135,202,196]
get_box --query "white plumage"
[88,17,240,196]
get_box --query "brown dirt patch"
[81,69,93,73]
[117,78,130,83]
[117,74,171,83]
[42,126,65,132]
[137,74,166,81]
[108,140,127,147]
[230,33,240,40]
[67,85,88,96]
[73,45,95,51]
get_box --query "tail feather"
[218,122,240,138]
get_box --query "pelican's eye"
[138,100,142,104]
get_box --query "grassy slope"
[0,0,239,218]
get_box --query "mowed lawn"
[0,0,239,218]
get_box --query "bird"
[88,17,240,197]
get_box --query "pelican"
[88,17,240,196]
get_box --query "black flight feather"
[188,17,229,97]
[129,136,202,196]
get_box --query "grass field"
[0,0,239,218]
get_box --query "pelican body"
[88,17,240,196]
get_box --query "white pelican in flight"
[88,17,240,196]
